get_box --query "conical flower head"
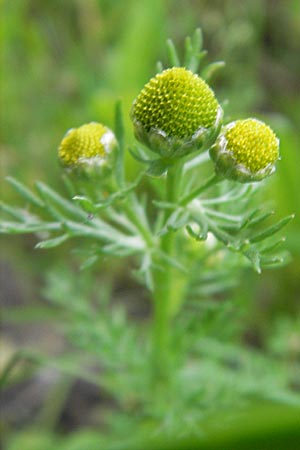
[58,122,117,168]
[131,67,222,159]
[210,119,280,182]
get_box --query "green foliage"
[1,10,300,449]
[7,405,300,450]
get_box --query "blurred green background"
[1,0,300,447]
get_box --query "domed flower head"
[58,122,117,178]
[131,67,222,159]
[210,119,280,182]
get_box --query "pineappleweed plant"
[1,29,296,436]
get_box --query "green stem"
[107,174,154,247]
[180,173,222,206]
[123,193,154,247]
[152,161,183,382]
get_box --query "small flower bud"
[209,119,279,182]
[58,122,117,175]
[131,67,222,159]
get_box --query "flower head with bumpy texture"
[210,119,279,183]
[58,122,117,168]
[131,67,222,159]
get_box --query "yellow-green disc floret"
[225,119,279,173]
[132,67,219,140]
[210,118,280,183]
[58,122,116,166]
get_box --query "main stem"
[152,161,182,382]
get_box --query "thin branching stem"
[180,173,222,206]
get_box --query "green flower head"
[131,67,222,159]
[58,122,117,168]
[210,119,280,183]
